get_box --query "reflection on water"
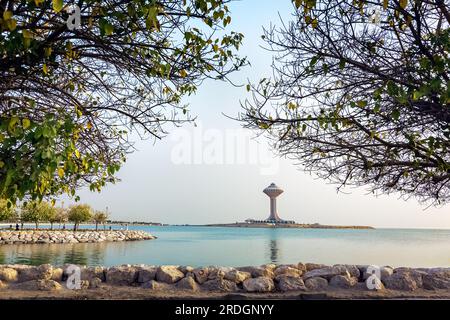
[0,226,449,267]
[0,242,107,266]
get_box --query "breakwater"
[0,230,155,245]
[0,263,448,297]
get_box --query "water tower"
[263,183,284,221]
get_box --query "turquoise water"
[0,225,449,267]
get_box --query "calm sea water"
[0,225,449,267]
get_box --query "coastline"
[200,223,375,230]
[0,263,448,300]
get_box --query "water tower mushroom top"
[263,183,284,221]
[263,183,284,198]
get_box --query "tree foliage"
[0,0,245,203]
[68,203,92,230]
[241,0,450,204]
[92,209,108,230]
[21,200,56,228]
[0,198,16,221]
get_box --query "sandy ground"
[0,285,449,300]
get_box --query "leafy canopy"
[1,0,245,203]
[241,0,450,204]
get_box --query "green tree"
[92,210,109,231]
[54,207,68,229]
[0,0,245,203]
[21,201,54,229]
[0,198,16,222]
[68,204,92,231]
[241,0,450,204]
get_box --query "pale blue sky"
[63,0,449,229]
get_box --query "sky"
[63,0,449,229]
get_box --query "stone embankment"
[0,230,155,245]
[0,263,448,298]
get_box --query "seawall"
[0,263,448,299]
[0,230,156,245]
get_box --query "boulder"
[243,277,275,293]
[141,280,171,290]
[89,277,102,289]
[305,263,328,271]
[0,280,8,289]
[0,267,18,282]
[382,272,420,291]
[207,267,226,280]
[422,270,450,290]
[193,267,210,284]
[178,266,194,274]
[176,276,199,291]
[334,264,360,278]
[305,277,328,291]
[156,266,184,284]
[361,266,394,281]
[16,279,62,291]
[82,266,106,281]
[202,279,237,292]
[274,266,302,278]
[106,266,138,285]
[137,266,157,283]
[329,275,358,288]
[303,265,350,280]
[238,266,274,279]
[224,270,251,284]
[19,264,53,282]
[276,276,307,292]
[297,263,307,273]
[51,268,64,281]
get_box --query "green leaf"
[391,109,400,120]
[53,0,64,13]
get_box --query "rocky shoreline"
[0,230,156,245]
[0,263,448,299]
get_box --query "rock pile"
[0,263,448,293]
[0,230,155,245]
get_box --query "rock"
[193,267,210,284]
[422,270,450,290]
[207,267,226,280]
[274,266,302,278]
[0,267,18,282]
[238,266,274,279]
[36,279,62,291]
[224,270,251,284]
[89,277,102,289]
[202,279,238,292]
[179,266,194,274]
[243,277,275,293]
[305,277,329,291]
[0,280,8,289]
[51,268,64,281]
[334,264,360,278]
[141,280,171,290]
[303,265,350,280]
[361,266,394,281]
[297,263,307,273]
[82,266,106,281]
[305,263,328,271]
[176,276,199,291]
[382,272,420,291]
[19,264,53,282]
[329,275,358,288]
[106,266,138,285]
[276,276,307,292]
[156,266,184,284]
[137,266,157,283]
